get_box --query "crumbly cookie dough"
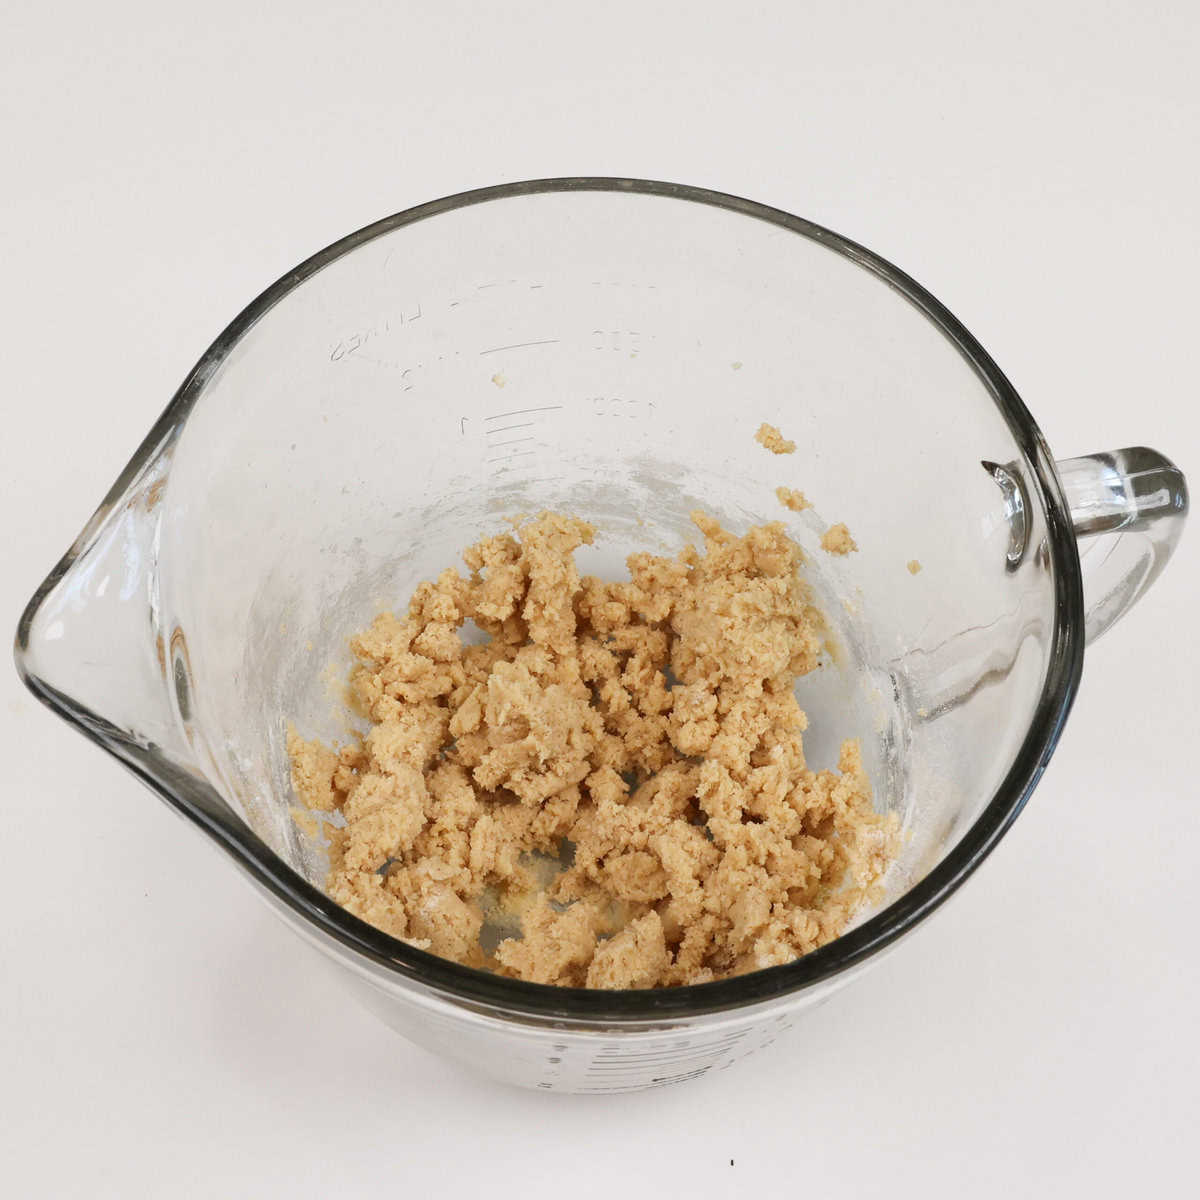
[755,422,796,454]
[906,559,922,575]
[289,511,897,988]
[775,486,811,512]
[820,523,858,555]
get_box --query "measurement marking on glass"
[580,1067,713,1092]
[586,1067,723,1076]
[595,1037,745,1055]
[487,436,536,449]
[484,422,536,435]
[590,1048,741,1065]
[486,451,538,464]
[590,1051,741,1067]
[596,1034,745,1056]
[589,1048,741,1067]
[592,1040,743,1056]
[478,338,560,356]
[484,405,563,422]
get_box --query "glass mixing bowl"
[16,179,1187,1092]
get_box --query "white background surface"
[2,3,1197,1196]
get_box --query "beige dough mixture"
[289,510,897,988]
[820,522,858,556]
[755,422,796,455]
[775,486,811,512]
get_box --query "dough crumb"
[289,806,321,839]
[732,361,743,371]
[906,559,922,575]
[755,422,795,454]
[775,486,811,512]
[820,523,858,555]
[289,511,896,988]
[491,372,507,388]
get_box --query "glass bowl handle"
[1056,447,1188,643]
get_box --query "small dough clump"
[907,559,922,575]
[775,486,811,512]
[820,523,858,555]
[289,511,896,987]
[755,423,796,454]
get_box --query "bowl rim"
[16,177,1085,1021]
